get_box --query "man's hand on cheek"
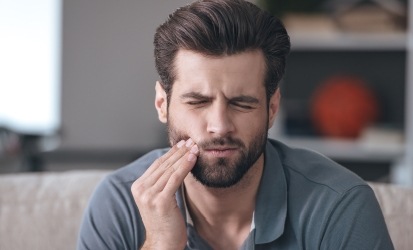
[131,139,198,250]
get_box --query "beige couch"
[0,170,412,250]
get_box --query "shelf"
[289,31,407,51]
[275,136,404,163]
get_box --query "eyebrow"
[180,92,259,103]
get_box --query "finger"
[142,139,193,187]
[160,145,199,194]
[150,141,197,191]
[140,140,185,180]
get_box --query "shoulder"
[267,139,367,194]
[266,140,392,248]
[89,148,169,206]
[265,139,374,226]
[103,148,169,185]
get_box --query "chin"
[190,154,257,188]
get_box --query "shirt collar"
[253,140,288,244]
[181,184,194,227]
[182,185,256,232]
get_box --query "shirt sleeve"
[77,176,145,250]
[319,185,394,250]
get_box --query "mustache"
[167,124,244,149]
[197,137,244,149]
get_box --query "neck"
[183,154,264,249]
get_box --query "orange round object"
[311,75,379,138]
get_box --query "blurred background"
[1,0,412,185]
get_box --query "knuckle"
[139,192,156,207]
[139,193,170,214]
[131,180,144,195]
[165,165,176,175]
[155,157,170,170]
[154,157,164,166]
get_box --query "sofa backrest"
[0,170,110,250]
[0,170,412,250]
[369,182,413,250]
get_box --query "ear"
[268,88,281,128]
[155,81,168,123]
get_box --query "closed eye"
[230,101,254,110]
[229,95,259,110]
[181,92,212,107]
[186,100,209,105]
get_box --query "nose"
[206,102,235,136]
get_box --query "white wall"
[60,0,192,150]
[60,0,257,151]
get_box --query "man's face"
[155,49,280,188]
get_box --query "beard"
[167,120,268,188]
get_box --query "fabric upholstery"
[0,170,412,250]
[369,182,413,250]
[0,170,109,250]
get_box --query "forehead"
[172,49,267,96]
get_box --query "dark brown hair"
[154,0,290,101]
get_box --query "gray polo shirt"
[77,139,394,249]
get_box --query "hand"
[131,139,199,250]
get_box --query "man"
[77,0,394,249]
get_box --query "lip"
[203,147,238,157]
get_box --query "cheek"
[236,112,269,140]
[240,118,265,137]
[169,108,204,135]
[235,109,268,128]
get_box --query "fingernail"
[177,140,185,148]
[187,153,197,162]
[185,138,193,147]
[190,145,198,154]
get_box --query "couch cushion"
[0,170,110,250]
